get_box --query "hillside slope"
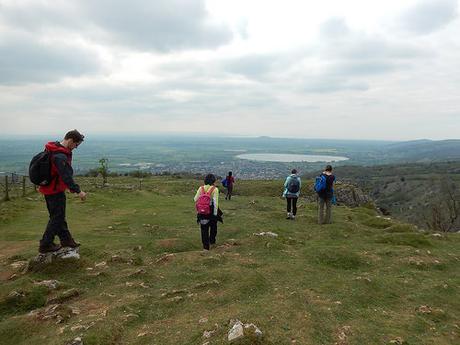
[0,177,459,345]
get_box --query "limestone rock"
[34,279,60,290]
[253,231,278,238]
[31,303,75,324]
[66,337,83,345]
[244,323,263,337]
[95,261,107,268]
[47,288,80,304]
[10,260,28,270]
[228,319,263,342]
[228,320,244,341]
[417,305,432,314]
[155,253,175,264]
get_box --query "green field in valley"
[0,177,459,345]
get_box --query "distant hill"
[381,139,460,162]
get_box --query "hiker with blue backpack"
[314,165,336,224]
[194,174,223,251]
[283,169,301,220]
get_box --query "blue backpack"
[314,175,327,193]
[221,178,228,188]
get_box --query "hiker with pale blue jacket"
[283,169,301,220]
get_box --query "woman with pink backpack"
[194,174,222,250]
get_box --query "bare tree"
[425,177,459,232]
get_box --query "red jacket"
[226,176,235,187]
[39,142,73,195]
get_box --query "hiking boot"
[291,215,296,220]
[39,243,62,254]
[286,212,292,219]
[60,238,81,248]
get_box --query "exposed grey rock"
[66,337,83,345]
[8,290,25,299]
[94,261,107,268]
[47,288,80,304]
[155,253,175,264]
[31,303,75,324]
[244,323,263,337]
[203,330,215,338]
[228,319,244,341]
[253,231,278,238]
[228,319,263,341]
[304,183,373,208]
[10,260,28,270]
[34,279,60,290]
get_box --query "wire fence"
[0,172,37,201]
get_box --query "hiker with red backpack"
[194,174,223,250]
[283,169,301,220]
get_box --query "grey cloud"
[80,0,233,51]
[223,17,430,85]
[0,0,233,51]
[402,0,458,34]
[301,77,369,94]
[0,35,100,85]
[0,2,80,32]
[223,54,277,78]
[318,18,429,60]
[331,60,401,76]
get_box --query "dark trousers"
[200,219,217,250]
[318,197,332,224]
[41,192,72,246]
[286,197,298,215]
[225,185,233,200]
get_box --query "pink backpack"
[195,186,215,215]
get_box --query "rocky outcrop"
[304,182,373,208]
[227,319,263,342]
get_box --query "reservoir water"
[236,153,349,163]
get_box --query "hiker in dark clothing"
[225,171,235,200]
[317,165,335,224]
[283,169,301,220]
[194,174,223,250]
[38,130,86,253]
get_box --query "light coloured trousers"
[318,197,332,224]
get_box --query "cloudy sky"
[0,0,459,140]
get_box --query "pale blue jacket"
[283,174,301,198]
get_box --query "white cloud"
[0,0,459,140]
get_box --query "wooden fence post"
[4,176,10,201]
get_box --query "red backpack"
[195,186,215,215]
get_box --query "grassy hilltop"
[0,177,459,345]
